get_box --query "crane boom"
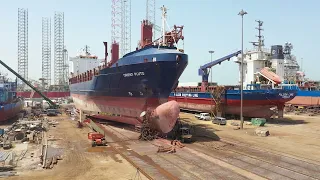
[0,59,58,108]
[198,50,242,85]
[199,50,242,71]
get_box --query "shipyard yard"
[0,109,319,180]
[1,0,320,179]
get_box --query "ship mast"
[82,45,91,56]
[250,20,264,51]
[161,5,167,46]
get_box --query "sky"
[0,0,320,85]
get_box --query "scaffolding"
[42,17,51,86]
[17,8,28,90]
[122,0,131,56]
[54,12,65,85]
[63,47,69,85]
[146,0,156,40]
[111,0,131,57]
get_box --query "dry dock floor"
[7,112,320,180]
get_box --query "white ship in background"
[233,20,320,105]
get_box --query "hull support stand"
[79,109,83,123]
[277,105,284,119]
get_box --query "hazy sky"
[0,0,319,85]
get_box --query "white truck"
[195,113,212,121]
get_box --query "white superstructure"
[283,42,302,82]
[234,20,286,89]
[69,46,103,76]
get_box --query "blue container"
[0,129,4,135]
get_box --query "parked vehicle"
[212,117,227,125]
[88,132,107,147]
[47,109,60,116]
[167,121,193,143]
[194,114,201,119]
[195,113,211,121]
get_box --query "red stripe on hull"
[168,97,284,106]
[72,94,167,118]
[168,97,276,118]
[17,91,70,98]
[287,96,320,105]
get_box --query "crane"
[0,59,58,109]
[198,50,242,88]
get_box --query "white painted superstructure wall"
[70,56,102,75]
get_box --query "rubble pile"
[1,117,49,146]
[0,113,62,170]
[40,146,63,169]
[157,140,185,153]
[0,113,61,177]
[138,112,159,141]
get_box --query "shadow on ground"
[267,117,309,125]
[179,118,221,142]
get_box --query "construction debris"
[230,121,240,126]
[0,117,52,147]
[0,110,63,175]
[171,140,185,148]
[157,140,185,153]
[40,130,63,169]
[233,127,241,130]
[138,112,158,141]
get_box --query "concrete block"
[233,127,240,130]
[255,128,270,137]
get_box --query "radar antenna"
[249,20,264,51]
[82,45,91,56]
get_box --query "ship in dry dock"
[0,73,24,121]
[69,6,187,133]
[169,20,298,118]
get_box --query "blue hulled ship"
[69,7,187,131]
[0,74,24,121]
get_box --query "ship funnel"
[111,43,119,64]
[271,45,284,60]
[270,45,285,82]
[103,42,108,64]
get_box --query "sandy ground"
[7,115,148,180]
[179,112,320,162]
[4,112,320,180]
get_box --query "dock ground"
[3,111,320,180]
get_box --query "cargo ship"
[169,20,297,118]
[169,84,296,118]
[281,42,320,105]
[0,74,24,121]
[69,6,187,133]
